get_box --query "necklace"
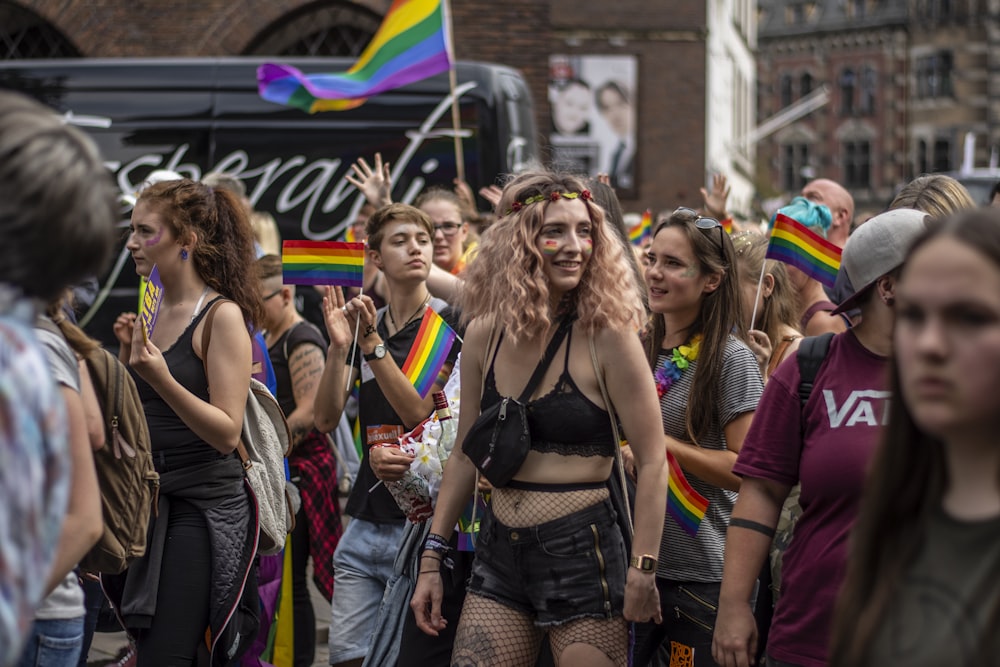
[655,334,701,398]
[388,293,431,330]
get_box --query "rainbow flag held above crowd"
[629,209,652,245]
[257,0,452,113]
[667,451,709,537]
[766,213,842,289]
[281,240,365,287]
[400,307,457,398]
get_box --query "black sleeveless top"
[130,296,232,470]
[481,326,616,457]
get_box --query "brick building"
[0,0,756,217]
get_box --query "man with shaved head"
[802,178,857,311]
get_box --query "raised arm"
[346,153,393,209]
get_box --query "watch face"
[374,344,386,358]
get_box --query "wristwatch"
[364,343,387,362]
[630,554,658,572]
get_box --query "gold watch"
[629,554,657,572]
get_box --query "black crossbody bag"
[462,316,573,487]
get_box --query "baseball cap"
[832,208,928,315]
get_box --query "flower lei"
[655,334,702,398]
[504,189,591,215]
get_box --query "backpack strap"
[515,315,574,403]
[796,332,835,407]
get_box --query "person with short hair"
[0,90,116,666]
[315,202,462,667]
[713,208,929,667]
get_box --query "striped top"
[655,336,763,582]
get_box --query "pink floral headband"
[505,189,592,216]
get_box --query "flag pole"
[442,0,465,183]
[749,261,767,331]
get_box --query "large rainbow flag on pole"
[282,240,365,287]
[400,307,457,398]
[258,0,453,113]
[766,213,842,289]
[666,451,709,537]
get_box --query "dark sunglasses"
[673,207,725,262]
[262,288,282,301]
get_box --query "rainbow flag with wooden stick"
[666,451,709,537]
[257,0,453,113]
[400,307,457,398]
[282,240,365,287]
[766,213,842,289]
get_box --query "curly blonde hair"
[459,171,644,342]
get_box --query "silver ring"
[341,306,348,314]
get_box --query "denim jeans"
[327,517,405,664]
[17,616,84,667]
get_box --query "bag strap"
[796,332,835,407]
[514,316,573,403]
[281,320,306,362]
[199,299,252,468]
[589,334,634,538]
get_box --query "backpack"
[35,317,160,574]
[201,301,292,556]
[796,332,835,407]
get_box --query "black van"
[0,57,538,339]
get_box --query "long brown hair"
[732,231,799,353]
[138,179,263,330]
[829,209,1000,666]
[643,210,746,443]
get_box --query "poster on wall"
[549,54,638,194]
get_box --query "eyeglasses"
[433,222,463,236]
[673,207,725,262]
[262,288,282,301]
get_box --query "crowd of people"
[5,83,1000,667]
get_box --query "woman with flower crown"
[410,170,668,667]
[630,208,764,667]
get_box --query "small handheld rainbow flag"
[667,451,709,537]
[629,209,652,245]
[400,307,457,398]
[282,240,365,287]
[258,0,452,113]
[766,213,842,289]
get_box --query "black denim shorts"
[467,498,627,626]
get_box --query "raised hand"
[113,312,137,362]
[700,172,731,221]
[478,185,503,212]
[346,153,392,208]
[321,285,357,350]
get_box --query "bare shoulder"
[592,326,642,357]
[197,299,249,357]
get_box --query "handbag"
[202,301,293,555]
[462,316,573,487]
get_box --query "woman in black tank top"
[111,178,264,666]
[411,171,669,666]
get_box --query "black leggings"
[289,503,315,667]
[137,499,211,666]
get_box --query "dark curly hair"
[137,179,263,329]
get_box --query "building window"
[840,68,856,115]
[843,140,871,188]
[917,139,928,175]
[782,143,810,192]
[0,2,79,59]
[244,1,381,57]
[860,66,877,115]
[780,74,793,108]
[800,72,813,97]
[933,138,951,172]
[916,51,954,99]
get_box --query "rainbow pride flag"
[766,213,842,289]
[258,0,452,113]
[666,451,709,537]
[282,240,365,287]
[400,307,457,398]
[629,209,652,245]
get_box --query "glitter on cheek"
[681,265,698,278]
[144,229,163,247]
[541,239,559,255]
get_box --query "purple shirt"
[734,330,887,667]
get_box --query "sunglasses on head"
[673,207,725,262]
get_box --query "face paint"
[581,238,593,257]
[681,264,698,278]
[145,229,163,247]
[541,239,559,255]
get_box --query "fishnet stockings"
[451,593,627,667]
[491,487,609,527]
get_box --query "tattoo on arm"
[728,517,776,539]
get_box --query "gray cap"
[832,208,929,314]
